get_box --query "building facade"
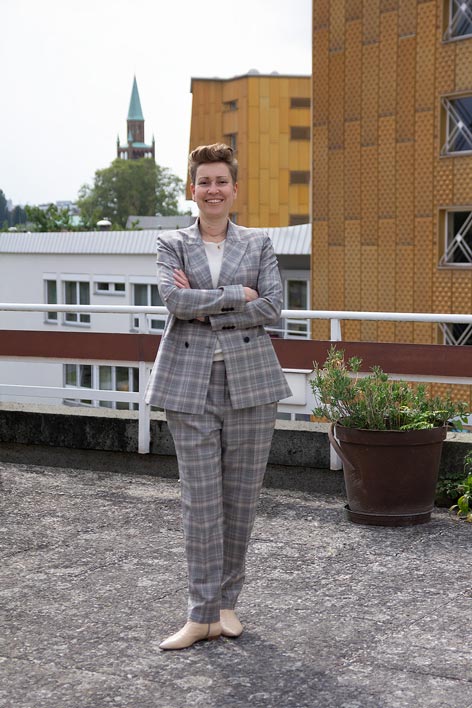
[188,72,311,228]
[0,228,310,408]
[311,0,472,358]
[117,76,155,161]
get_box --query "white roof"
[0,224,311,256]
[267,223,311,255]
[0,231,157,255]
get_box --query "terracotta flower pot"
[328,423,447,526]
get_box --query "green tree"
[11,204,27,228]
[77,158,186,229]
[155,164,187,216]
[0,190,8,228]
[25,204,75,232]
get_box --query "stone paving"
[1,460,471,708]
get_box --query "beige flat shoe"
[159,620,221,650]
[220,609,243,638]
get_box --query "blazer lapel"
[217,222,249,286]
[183,222,214,289]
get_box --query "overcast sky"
[1,0,311,212]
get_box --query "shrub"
[311,346,469,431]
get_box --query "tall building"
[311,0,472,353]
[117,76,155,161]
[188,72,311,227]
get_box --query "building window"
[290,97,311,108]
[45,279,58,322]
[289,214,310,226]
[98,365,139,410]
[284,277,310,338]
[440,209,472,265]
[133,283,166,331]
[64,364,138,410]
[94,280,126,295]
[441,95,472,154]
[290,171,310,185]
[441,322,472,345]
[224,133,238,152]
[223,99,238,112]
[290,126,311,140]
[64,280,90,325]
[64,364,92,405]
[444,0,472,41]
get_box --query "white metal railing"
[1,304,472,461]
[2,302,472,341]
[3,302,472,324]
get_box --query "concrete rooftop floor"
[1,460,472,708]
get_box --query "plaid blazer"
[144,221,292,414]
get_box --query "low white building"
[0,226,310,409]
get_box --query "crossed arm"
[173,268,258,302]
[157,235,283,329]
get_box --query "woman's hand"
[173,269,191,289]
[243,287,259,302]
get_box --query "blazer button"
[185,342,189,348]
[243,336,250,343]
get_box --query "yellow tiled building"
[311,0,472,349]
[188,73,311,228]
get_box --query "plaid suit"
[145,220,291,412]
[145,221,292,622]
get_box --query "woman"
[145,143,292,650]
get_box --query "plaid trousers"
[166,360,277,623]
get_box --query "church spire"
[127,75,144,121]
[117,76,155,161]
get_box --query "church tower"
[117,76,155,160]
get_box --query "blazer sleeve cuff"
[218,284,246,312]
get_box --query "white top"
[203,240,225,286]
[203,240,225,360]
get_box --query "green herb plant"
[311,346,469,431]
[449,451,472,522]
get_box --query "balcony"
[2,304,472,707]
[0,303,471,476]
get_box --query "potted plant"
[311,346,469,527]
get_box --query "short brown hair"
[188,143,238,184]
